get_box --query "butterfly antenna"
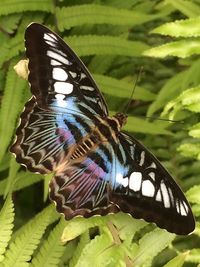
[123,67,143,115]
[144,116,185,124]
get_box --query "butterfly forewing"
[11,22,195,235]
[25,23,108,116]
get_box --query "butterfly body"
[11,23,195,235]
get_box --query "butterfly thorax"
[70,113,127,161]
[112,112,127,128]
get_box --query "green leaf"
[56,4,165,31]
[66,35,149,57]
[189,123,200,138]
[186,185,200,204]
[0,62,27,162]
[0,14,22,34]
[186,249,200,263]
[177,143,200,160]
[123,115,171,135]
[112,213,147,245]
[0,0,53,15]
[165,0,200,18]
[94,74,156,101]
[0,195,14,262]
[162,85,200,119]
[30,219,66,267]
[3,157,20,198]
[147,71,187,116]
[144,39,200,58]
[1,204,53,267]
[61,216,108,243]
[133,229,175,267]
[163,252,189,267]
[151,17,200,37]
[74,232,114,267]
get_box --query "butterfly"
[10,23,195,235]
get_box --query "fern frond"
[0,194,14,263]
[74,232,113,267]
[0,62,28,162]
[112,213,147,245]
[69,231,90,267]
[186,248,200,263]
[0,34,24,67]
[0,172,44,197]
[0,14,22,34]
[0,14,45,67]
[88,55,115,74]
[186,185,200,205]
[30,219,66,267]
[93,74,156,101]
[163,252,189,267]
[148,58,200,116]
[66,35,149,57]
[151,17,200,37]
[122,115,172,135]
[132,229,175,267]
[56,4,164,31]
[3,157,20,198]
[165,0,200,17]
[178,143,200,160]
[61,216,108,243]
[144,38,200,58]
[189,122,200,138]
[1,204,54,267]
[0,0,53,16]
[162,85,200,119]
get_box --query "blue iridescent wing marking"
[11,97,94,173]
[110,132,195,235]
[49,143,120,218]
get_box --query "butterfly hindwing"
[10,97,94,174]
[110,133,195,235]
[49,143,120,218]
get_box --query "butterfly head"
[113,112,128,129]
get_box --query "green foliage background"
[0,0,200,266]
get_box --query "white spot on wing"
[47,50,70,65]
[168,187,174,205]
[176,200,180,214]
[156,189,162,201]
[55,94,67,107]
[53,68,68,81]
[80,85,94,91]
[44,33,57,42]
[129,172,142,192]
[180,202,187,216]
[116,173,128,187]
[69,71,77,78]
[149,162,156,169]
[51,59,62,66]
[182,201,189,213]
[149,172,155,181]
[54,82,73,94]
[142,180,155,197]
[45,40,57,47]
[80,72,86,79]
[139,151,145,166]
[160,181,170,208]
